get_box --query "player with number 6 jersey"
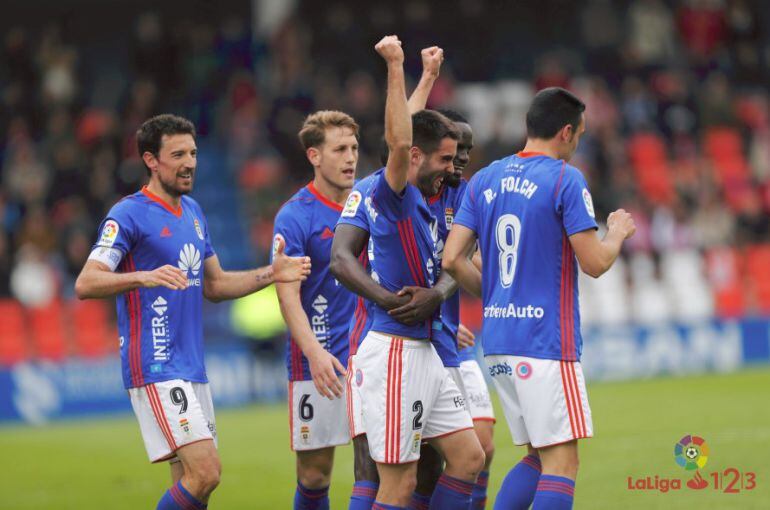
[444,87,636,509]
[273,110,361,510]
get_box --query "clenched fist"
[421,46,444,78]
[375,35,404,64]
[607,209,636,240]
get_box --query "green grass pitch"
[1,368,768,509]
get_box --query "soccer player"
[331,45,449,510]
[333,35,484,510]
[426,108,496,509]
[443,88,636,510]
[272,110,360,509]
[74,114,311,510]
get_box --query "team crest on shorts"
[515,361,533,379]
[180,418,190,434]
[412,433,421,453]
[355,369,363,386]
[193,218,205,240]
[300,425,310,445]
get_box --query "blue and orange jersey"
[337,169,445,343]
[337,172,379,356]
[427,180,469,367]
[272,182,356,381]
[92,187,215,389]
[454,152,598,361]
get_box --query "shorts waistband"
[367,330,431,349]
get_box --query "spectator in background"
[2,0,770,322]
[678,0,728,65]
[627,0,677,68]
[10,244,57,307]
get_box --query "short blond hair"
[298,110,359,150]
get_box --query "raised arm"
[407,46,444,114]
[376,35,412,193]
[329,224,406,311]
[202,235,311,302]
[442,224,482,297]
[569,209,635,278]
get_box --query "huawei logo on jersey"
[178,243,201,277]
[320,227,335,240]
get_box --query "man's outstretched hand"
[272,234,311,283]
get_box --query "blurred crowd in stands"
[2,0,770,336]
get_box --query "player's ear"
[142,151,158,172]
[307,147,321,167]
[409,146,423,166]
[558,123,574,143]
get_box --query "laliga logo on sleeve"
[342,191,362,218]
[99,220,120,247]
[582,188,595,218]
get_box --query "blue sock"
[350,480,379,510]
[294,481,330,510]
[429,473,474,509]
[372,503,406,510]
[532,475,575,510]
[157,481,207,509]
[407,491,431,510]
[472,470,489,509]
[493,454,541,510]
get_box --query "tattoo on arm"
[255,267,274,284]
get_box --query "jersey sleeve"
[202,215,216,260]
[337,185,370,233]
[92,202,137,256]
[453,175,479,233]
[557,166,599,236]
[371,173,411,219]
[272,202,308,263]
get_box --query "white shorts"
[289,376,351,451]
[446,367,468,400]
[354,331,473,464]
[459,360,496,422]
[346,355,365,438]
[486,355,592,448]
[129,380,217,463]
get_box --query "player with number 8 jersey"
[444,87,636,509]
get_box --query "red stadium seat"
[628,132,668,165]
[705,247,746,318]
[627,133,674,204]
[745,244,770,313]
[704,127,743,161]
[29,299,68,361]
[0,299,29,365]
[703,127,750,189]
[70,299,115,357]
